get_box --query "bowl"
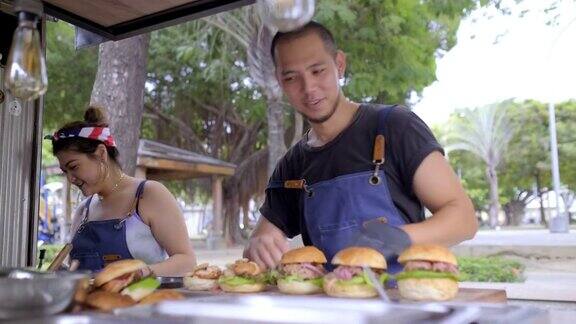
[0,267,89,319]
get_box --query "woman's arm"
[138,181,197,276]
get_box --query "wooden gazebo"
[136,140,235,237]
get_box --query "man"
[244,21,477,272]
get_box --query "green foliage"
[447,99,576,214]
[458,256,525,282]
[37,244,64,270]
[315,0,477,104]
[44,21,97,132]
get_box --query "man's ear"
[335,50,347,79]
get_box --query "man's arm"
[244,216,290,269]
[402,151,478,246]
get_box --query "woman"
[48,106,196,276]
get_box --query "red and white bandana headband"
[53,127,117,147]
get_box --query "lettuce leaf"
[218,275,258,286]
[260,270,279,285]
[334,271,388,287]
[279,275,323,287]
[395,270,459,282]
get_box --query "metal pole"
[548,102,568,233]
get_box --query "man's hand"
[243,217,289,270]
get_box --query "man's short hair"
[270,21,337,65]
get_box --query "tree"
[90,34,150,175]
[202,6,289,177]
[315,0,479,104]
[145,22,270,243]
[44,21,97,132]
[447,103,515,228]
[499,100,551,225]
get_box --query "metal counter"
[4,291,550,324]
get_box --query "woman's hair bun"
[84,105,108,125]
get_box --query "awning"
[42,0,254,40]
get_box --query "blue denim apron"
[271,106,406,274]
[70,181,146,272]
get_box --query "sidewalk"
[453,228,576,260]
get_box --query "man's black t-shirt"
[259,104,444,246]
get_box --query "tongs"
[47,243,78,271]
[362,266,449,315]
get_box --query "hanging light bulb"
[258,0,315,32]
[4,0,47,101]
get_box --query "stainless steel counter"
[4,292,550,324]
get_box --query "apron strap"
[370,105,397,185]
[268,179,307,190]
[116,180,147,227]
[76,196,94,233]
[134,180,147,216]
[267,179,312,196]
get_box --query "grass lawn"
[458,256,525,282]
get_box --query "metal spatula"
[362,266,390,302]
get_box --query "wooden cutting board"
[387,287,507,303]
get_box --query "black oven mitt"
[353,218,412,259]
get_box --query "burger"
[396,244,459,301]
[86,259,160,311]
[85,290,136,312]
[139,289,185,305]
[277,246,327,295]
[184,263,222,291]
[323,247,388,298]
[218,259,267,293]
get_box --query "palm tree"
[447,104,515,229]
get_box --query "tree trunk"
[502,200,526,226]
[90,34,150,176]
[535,172,547,226]
[222,178,245,245]
[291,111,304,147]
[267,97,286,177]
[486,165,500,229]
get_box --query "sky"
[413,0,576,126]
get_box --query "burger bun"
[397,278,458,301]
[281,246,327,264]
[219,282,266,293]
[323,280,377,298]
[184,276,219,291]
[332,247,387,270]
[277,279,323,295]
